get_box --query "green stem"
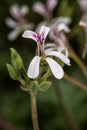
[64,37,87,78]
[53,79,79,130]
[70,49,87,77]
[64,73,87,91]
[31,93,40,130]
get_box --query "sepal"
[6,64,21,80]
[10,48,23,69]
[30,81,40,92]
[40,81,51,92]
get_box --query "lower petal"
[27,56,41,79]
[45,57,64,79]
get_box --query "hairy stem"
[31,92,40,130]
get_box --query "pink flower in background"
[33,0,58,21]
[78,0,87,13]
[78,0,87,58]
[22,25,70,79]
[49,17,71,45]
[6,3,33,41]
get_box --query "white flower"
[6,3,33,41]
[22,25,70,79]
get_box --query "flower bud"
[30,81,39,92]
[6,64,21,80]
[40,81,51,92]
[10,48,23,69]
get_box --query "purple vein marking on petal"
[32,33,39,43]
[40,31,45,45]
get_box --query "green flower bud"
[40,81,51,92]
[10,48,23,69]
[6,64,21,80]
[30,81,39,92]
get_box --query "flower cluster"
[6,1,71,93]
[6,3,33,41]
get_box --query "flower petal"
[22,30,38,43]
[45,43,55,48]
[45,57,64,79]
[46,0,58,11]
[5,18,17,28]
[33,2,46,16]
[78,0,87,12]
[27,56,41,79]
[21,5,29,15]
[57,46,69,57]
[10,3,20,19]
[45,48,55,54]
[54,17,71,25]
[46,51,71,66]
[8,29,20,41]
[40,26,50,42]
[57,23,70,33]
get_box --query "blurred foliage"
[0,0,87,130]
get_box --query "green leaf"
[10,48,23,69]
[40,81,52,92]
[6,64,21,80]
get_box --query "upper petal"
[46,51,71,66]
[21,5,29,15]
[22,30,38,43]
[10,3,20,19]
[57,23,70,33]
[32,2,46,16]
[40,26,50,42]
[27,56,41,79]
[8,29,20,41]
[46,0,58,11]
[45,57,64,79]
[5,18,17,28]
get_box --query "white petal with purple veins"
[27,56,41,79]
[22,30,38,43]
[45,57,64,79]
[46,51,71,65]
[40,26,50,42]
